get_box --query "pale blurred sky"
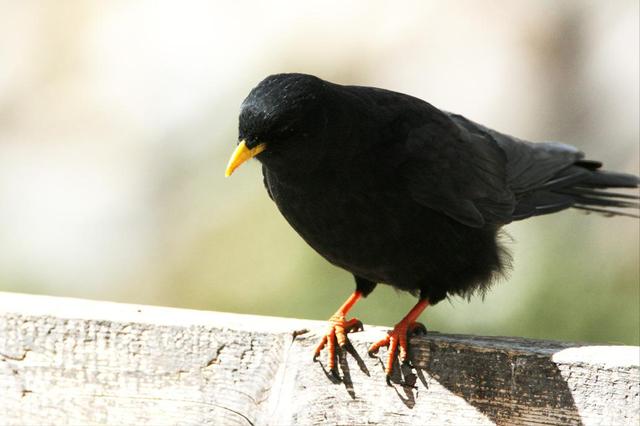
[0,1,637,309]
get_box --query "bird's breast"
[263,168,427,283]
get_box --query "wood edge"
[1,291,637,368]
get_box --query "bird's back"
[338,83,639,224]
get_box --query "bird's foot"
[368,321,427,377]
[313,314,364,372]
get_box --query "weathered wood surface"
[0,292,638,426]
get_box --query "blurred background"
[0,0,638,345]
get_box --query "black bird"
[225,73,639,377]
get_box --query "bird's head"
[225,73,334,177]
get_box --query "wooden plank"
[0,292,638,425]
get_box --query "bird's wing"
[400,112,584,227]
[449,113,585,193]
[447,113,590,220]
[400,112,514,227]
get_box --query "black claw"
[331,368,341,380]
[347,321,364,333]
[411,323,428,336]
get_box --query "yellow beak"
[225,140,267,177]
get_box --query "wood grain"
[0,292,638,425]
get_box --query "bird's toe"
[368,334,390,356]
[370,320,427,376]
[313,315,364,369]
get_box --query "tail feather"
[580,170,640,188]
[572,195,639,209]
[513,167,640,220]
[564,170,639,218]
[573,205,639,219]
[560,187,640,200]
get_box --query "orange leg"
[313,291,364,371]
[368,298,429,376]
